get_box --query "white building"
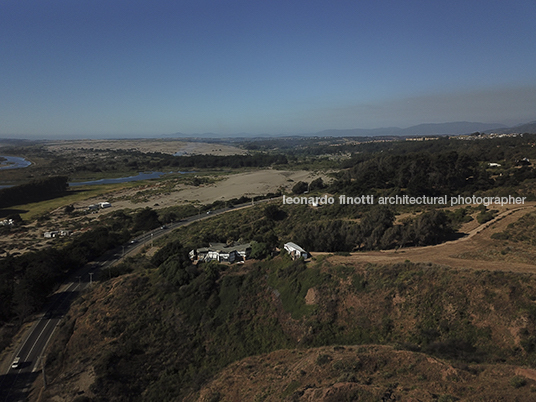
[44,230,71,238]
[284,242,308,260]
[191,242,251,263]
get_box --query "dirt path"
[323,204,536,273]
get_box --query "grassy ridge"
[44,256,536,401]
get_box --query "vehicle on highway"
[11,356,21,369]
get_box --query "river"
[0,155,189,187]
[0,155,32,170]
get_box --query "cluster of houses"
[0,218,16,227]
[456,132,523,141]
[405,136,439,142]
[189,241,309,264]
[44,229,71,238]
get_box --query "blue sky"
[1,0,535,138]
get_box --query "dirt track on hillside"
[323,204,536,273]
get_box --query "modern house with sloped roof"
[189,242,251,263]
[284,242,308,259]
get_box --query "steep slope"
[40,255,536,401]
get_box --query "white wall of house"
[284,242,308,259]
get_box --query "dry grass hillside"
[197,345,536,401]
[39,249,536,401]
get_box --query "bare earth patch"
[79,169,326,211]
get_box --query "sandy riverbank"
[102,169,329,210]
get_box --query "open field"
[43,139,248,156]
[8,183,140,221]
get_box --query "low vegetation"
[43,255,536,400]
[492,210,536,244]
[159,201,463,254]
[198,345,535,401]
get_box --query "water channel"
[0,155,189,187]
[0,155,32,170]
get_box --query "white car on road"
[11,356,21,369]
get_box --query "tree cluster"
[292,178,326,195]
[332,151,488,196]
[0,176,69,208]
[293,207,454,252]
[152,240,198,288]
[0,225,129,327]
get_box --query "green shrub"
[438,395,459,402]
[476,209,498,224]
[509,375,527,388]
[316,353,332,366]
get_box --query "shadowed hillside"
[40,255,536,401]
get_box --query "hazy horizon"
[0,118,534,141]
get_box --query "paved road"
[0,280,85,402]
[0,197,276,401]
[103,198,273,263]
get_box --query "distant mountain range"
[315,121,508,137]
[483,121,536,135]
[166,120,536,139]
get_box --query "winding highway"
[0,198,274,401]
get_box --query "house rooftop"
[284,242,306,253]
